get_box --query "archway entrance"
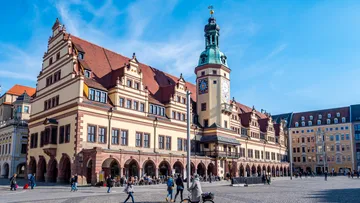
[87,160,93,184]
[143,160,156,177]
[173,161,184,176]
[239,165,244,177]
[257,165,261,176]
[251,165,256,176]
[59,155,71,183]
[280,167,283,176]
[159,161,171,177]
[16,163,26,178]
[102,158,120,178]
[28,157,36,175]
[207,163,215,176]
[124,159,139,178]
[3,163,9,178]
[276,166,279,177]
[246,165,250,177]
[197,163,206,177]
[267,166,271,174]
[271,166,275,176]
[37,158,46,182]
[47,159,58,183]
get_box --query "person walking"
[324,171,328,181]
[29,174,36,190]
[209,172,212,183]
[70,175,76,192]
[9,174,17,191]
[123,177,135,203]
[74,174,78,191]
[166,175,174,202]
[188,174,203,203]
[173,174,184,202]
[357,170,359,179]
[106,175,114,193]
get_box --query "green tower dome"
[198,16,228,67]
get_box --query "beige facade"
[27,17,289,185]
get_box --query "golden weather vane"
[208,5,214,16]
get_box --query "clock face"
[198,79,208,94]
[222,80,230,103]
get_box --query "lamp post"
[194,125,198,156]
[107,107,113,150]
[186,90,191,189]
[288,129,293,180]
[153,117,158,153]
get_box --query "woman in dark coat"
[106,175,114,193]
[174,174,184,202]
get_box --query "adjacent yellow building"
[27,16,289,184]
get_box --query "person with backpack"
[166,175,174,202]
[106,175,114,193]
[9,174,17,191]
[123,176,135,203]
[173,174,184,202]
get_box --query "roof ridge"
[293,106,349,115]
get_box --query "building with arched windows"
[26,16,289,185]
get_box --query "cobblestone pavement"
[1,177,360,203]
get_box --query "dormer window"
[317,120,321,125]
[319,114,322,119]
[336,112,340,117]
[78,52,84,60]
[127,80,132,88]
[334,118,338,124]
[308,121,312,126]
[84,70,91,78]
[328,113,331,118]
[149,104,165,117]
[301,121,305,127]
[295,122,299,127]
[342,117,346,123]
[327,119,331,124]
[301,116,305,121]
[88,88,107,103]
[49,57,53,65]
[134,82,139,90]
[309,116,313,120]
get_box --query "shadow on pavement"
[308,188,360,203]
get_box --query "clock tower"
[195,12,231,128]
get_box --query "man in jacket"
[188,174,203,202]
[106,175,114,193]
[9,174,17,191]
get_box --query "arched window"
[308,121,312,126]
[342,117,346,123]
[317,120,321,125]
[328,113,331,118]
[295,122,299,127]
[301,116,305,121]
[301,121,305,127]
[336,112,340,117]
[327,119,331,124]
[309,115,313,120]
[334,118,338,124]
[318,114,322,119]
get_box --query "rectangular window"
[127,80,132,87]
[24,106,29,113]
[21,144,27,154]
[172,111,176,119]
[87,125,96,142]
[182,98,186,104]
[112,129,119,144]
[201,103,206,111]
[176,112,180,120]
[59,126,65,144]
[65,124,70,143]
[224,121,228,128]
[121,130,128,146]
[212,70,217,74]
[341,134,345,140]
[100,92,106,103]
[89,89,95,101]
[84,70,91,78]
[126,100,132,109]
[181,114,185,121]
[119,98,124,107]
[204,119,209,127]
[177,138,183,151]
[201,71,205,76]
[51,127,57,144]
[346,134,350,140]
[98,127,106,143]
[144,133,150,148]
[140,103,145,112]
[136,132,142,147]
[95,91,100,102]
[134,82,139,90]
[159,135,165,149]
[133,101,138,110]
[56,52,60,60]
[166,136,171,150]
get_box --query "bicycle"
[180,193,214,203]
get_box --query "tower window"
[213,80,217,84]
[78,52,84,60]
[212,70,217,74]
[56,52,60,60]
[201,71,205,76]
[204,119,209,127]
[201,103,207,111]
[224,73,226,77]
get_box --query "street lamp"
[193,125,198,155]
[153,117,158,153]
[108,107,113,149]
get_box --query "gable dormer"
[123,53,143,91]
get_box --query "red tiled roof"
[6,85,36,97]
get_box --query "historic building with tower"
[26,14,289,185]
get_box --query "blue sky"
[1,0,360,114]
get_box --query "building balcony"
[0,119,28,128]
[221,103,232,114]
[204,151,241,158]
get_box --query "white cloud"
[265,43,288,61]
